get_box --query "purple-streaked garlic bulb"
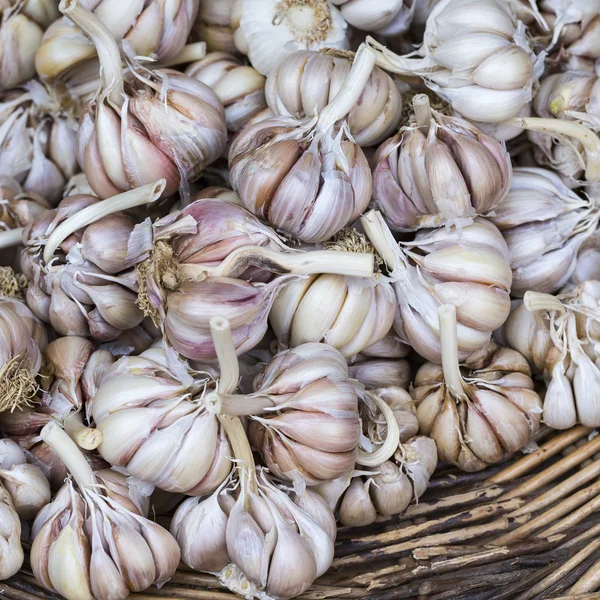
[508,284,600,430]
[92,343,232,495]
[59,1,226,200]
[331,0,415,36]
[230,0,350,76]
[30,422,180,600]
[413,304,542,472]
[35,0,199,80]
[366,0,544,134]
[228,43,375,243]
[265,48,402,146]
[0,81,79,204]
[486,167,600,296]
[0,0,59,90]
[186,51,266,132]
[373,94,511,231]
[207,342,361,485]
[362,210,512,363]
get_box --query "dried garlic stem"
[179,247,375,280]
[366,35,432,76]
[43,180,165,264]
[413,94,432,131]
[508,117,600,182]
[0,228,23,250]
[209,317,256,492]
[356,390,400,467]
[524,291,566,314]
[439,304,466,399]
[40,420,96,489]
[59,0,124,107]
[63,412,102,451]
[316,42,376,134]
[360,210,405,274]
[206,393,273,415]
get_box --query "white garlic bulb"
[231,0,350,75]
[331,0,415,36]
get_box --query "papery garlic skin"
[228,343,362,485]
[270,275,395,358]
[77,69,227,200]
[265,49,402,146]
[195,0,237,53]
[0,82,79,204]
[413,337,542,472]
[486,167,599,297]
[0,485,23,580]
[0,0,59,90]
[367,0,544,131]
[35,0,199,81]
[93,344,232,494]
[186,51,267,132]
[331,0,415,36]
[231,0,350,76]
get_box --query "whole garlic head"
[413,305,542,472]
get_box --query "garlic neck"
[438,304,467,400]
[40,420,96,490]
[524,291,566,314]
[59,0,125,108]
[360,210,406,276]
[413,93,432,132]
[63,412,103,451]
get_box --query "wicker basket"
[5,425,600,600]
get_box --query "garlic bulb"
[31,421,180,600]
[366,0,544,129]
[338,436,437,527]
[35,0,199,81]
[539,0,600,61]
[208,342,361,485]
[0,294,46,412]
[0,81,79,204]
[186,51,267,132]
[59,1,226,199]
[373,94,511,231]
[362,210,512,363]
[229,43,375,242]
[515,285,600,429]
[270,274,395,358]
[92,343,233,494]
[195,0,237,53]
[413,304,542,472]
[0,0,58,90]
[265,48,402,146]
[0,484,23,580]
[231,0,350,76]
[0,460,50,519]
[173,471,336,599]
[22,186,162,341]
[330,0,415,36]
[486,167,600,296]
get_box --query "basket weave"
[4,425,600,600]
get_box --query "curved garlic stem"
[205,392,273,415]
[360,210,405,274]
[210,316,240,395]
[366,35,432,76]
[508,117,600,182]
[316,42,376,135]
[179,247,375,281]
[40,420,96,490]
[524,291,566,314]
[438,304,467,399]
[43,180,165,264]
[413,94,432,131]
[59,0,124,108]
[0,228,23,250]
[209,317,256,494]
[356,390,400,468]
[159,42,207,67]
[63,413,103,451]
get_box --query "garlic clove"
[370,461,413,516]
[464,403,504,464]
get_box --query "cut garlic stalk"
[413,304,542,472]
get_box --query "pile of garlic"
[2,1,600,599]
